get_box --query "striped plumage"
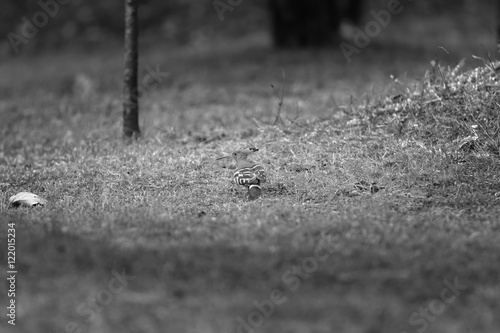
[219,147,266,199]
[233,164,267,186]
[233,164,267,199]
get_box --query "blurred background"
[1,0,498,55]
[0,0,498,140]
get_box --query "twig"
[273,68,286,126]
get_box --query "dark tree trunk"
[123,0,141,140]
[497,0,500,45]
[268,0,363,48]
[345,0,363,25]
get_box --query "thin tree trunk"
[497,0,500,45]
[123,0,140,140]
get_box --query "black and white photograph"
[1,0,500,332]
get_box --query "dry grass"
[1,20,500,333]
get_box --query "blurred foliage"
[0,0,496,56]
[0,0,268,55]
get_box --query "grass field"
[1,6,500,332]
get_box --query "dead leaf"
[9,192,47,208]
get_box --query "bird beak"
[216,155,231,161]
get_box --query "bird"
[217,147,267,199]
